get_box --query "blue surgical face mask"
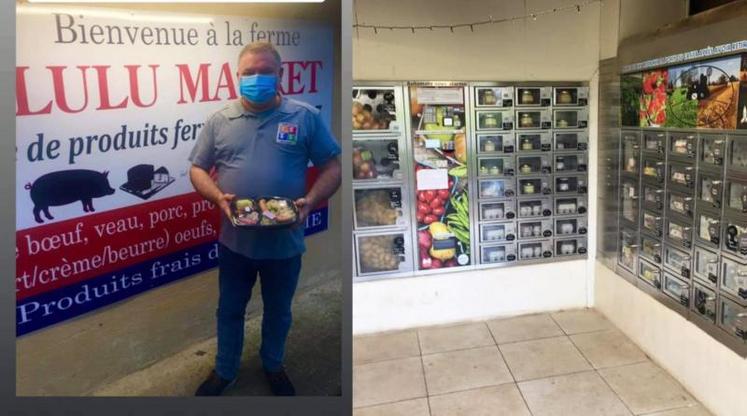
[239,74,278,104]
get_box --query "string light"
[353,0,600,34]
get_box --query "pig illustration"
[25,170,116,223]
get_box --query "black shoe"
[264,368,296,396]
[195,370,236,396]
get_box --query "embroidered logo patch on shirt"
[276,122,299,145]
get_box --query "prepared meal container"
[231,197,298,228]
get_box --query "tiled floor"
[353,309,713,416]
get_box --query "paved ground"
[93,280,341,396]
[353,309,713,416]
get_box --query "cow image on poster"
[26,169,116,223]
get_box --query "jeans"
[215,243,302,380]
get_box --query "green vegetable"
[449,166,468,178]
[446,193,471,251]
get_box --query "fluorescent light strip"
[17,5,216,23]
[27,0,324,3]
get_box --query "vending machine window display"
[410,83,472,271]
[352,82,588,278]
[613,49,747,355]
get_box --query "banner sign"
[15,5,334,336]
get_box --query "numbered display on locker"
[515,86,552,107]
[668,131,697,160]
[720,257,747,303]
[519,176,552,196]
[555,195,587,216]
[642,130,665,155]
[518,218,553,239]
[555,237,587,256]
[726,135,747,175]
[479,200,516,221]
[553,108,588,129]
[353,186,409,230]
[666,216,693,249]
[477,109,514,130]
[693,246,720,286]
[642,210,664,237]
[481,244,517,264]
[477,133,515,154]
[692,283,718,323]
[554,217,587,237]
[700,134,726,167]
[718,297,747,341]
[518,197,553,218]
[517,154,552,175]
[640,234,662,265]
[697,172,723,209]
[353,139,402,181]
[479,178,516,199]
[642,183,664,213]
[554,130,588,151]
[553,87,588,106]
[663,273,691,307]
[479,222,516,243]
[474,86,513,107]
[724,176,747,215]
[353,87,402,132]
[355,232,413,277]
[663,245,691,279]
[554,153,587,173]
[517,131,552,152]
[478,155,515,176]
[619,229,639,274]
[518,239,553,260]
[695,209,721,248]
[638,259,662,289]
[516,109,552,129]
[722,216,747,258]
[555,175,587,194]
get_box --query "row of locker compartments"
[351,130,588,157]
[474,108,588,131]
[352,187,587,231]
[622,209,747,261]
[480,237,588,264]
[619,231,747,304]
[353,231,587,278]
[475,152,587,177]
[478,174,588,199]
[473,86,589,108]
[621,130,747,175]
[623,171,747,213]
[632,261,746,343]
[478,216,588,243]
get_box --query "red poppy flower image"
[639,69,668,126]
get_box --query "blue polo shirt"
[189,97,341,260]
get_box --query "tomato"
[429,198,443,209]
[437,189,450,200]
[423,190,436,201]
[448,178,455,188]
[417,202,431,215]
[430,258,443,269]
[418,191,428,202]
[416,212,425,223]
[431,206,445,216]
[423,214,437,224]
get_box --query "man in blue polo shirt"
[189,41,341,396]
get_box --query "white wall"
[354,260,590,334]
[595,262,747,416]
[353,0,602,81]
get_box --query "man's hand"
[294,197,314,227]
[217,193,236,220]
